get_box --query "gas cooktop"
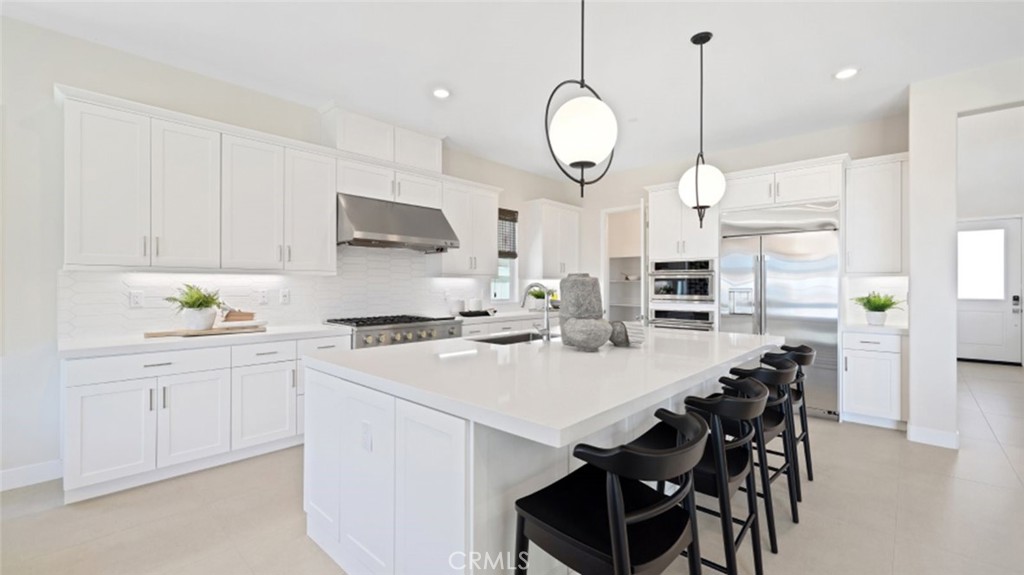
[325,315,462,348]
[325,315,454,328]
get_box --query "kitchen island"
[302,327,784,575]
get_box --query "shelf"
[610,280,642,284]
[609,303,642,307]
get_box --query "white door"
[471,191,499,276]
[720,173,774,211]
[843,350,901,419]
[231,362,297,450]
[648,188,683,261]
[439,184,475,274]
[958,218,1023,363]
[284,149,336,272]
[221,135,285,269]
[338,379,396,575]
[156,369,230,468]
[395,172,443,209]
[64,378,157,489]
[845,161,903,274]
[394,400,467,574]
[337,159,394,202]
[64,100,151,266]
[304,370,345,541]
[774,164,842,204]
[151,119,221,268]
[559,208,581,275]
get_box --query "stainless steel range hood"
[336,193,459,253]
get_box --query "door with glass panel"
[957,218,1023,364]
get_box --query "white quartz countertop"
[59,323,352,359]
[456,309,552,325]
[305,328,784,448]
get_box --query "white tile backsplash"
[844,275,910,327]
[58,246,491,340]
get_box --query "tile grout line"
[962,367,1024,489]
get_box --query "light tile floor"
[2,361,1021,575]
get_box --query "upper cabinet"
[337,160,442,210]
[721,156,846,212]
[285,149,337,272]
[844,155,907,274]
[323,108,442,173]
[521,199,581,279]
[429,181,499,277]
[64,100,152,267]
[647,185,719,261]
[221,136,286,270]
[394,172,443,209]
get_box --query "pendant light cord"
[580,0,586,86]
[699,41,704,157]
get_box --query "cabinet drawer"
[65,347,230,387]
[843,333,900,353]
[232,341,297,367]
[462,324,489,338]
[297,336,352,356]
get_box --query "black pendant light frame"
[543,0,614,198]
[690,31,713,228]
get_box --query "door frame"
[599,202,647,323]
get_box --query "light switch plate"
[256,289,268,306]
[129,290,144,308]
[279,288,291,305]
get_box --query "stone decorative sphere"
[561,318,614,352]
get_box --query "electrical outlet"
[129,290,144,308]
[256,289,269,306]
[279,288,291,305]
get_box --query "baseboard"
[907,424,960,449]
[1,459,63,491]
[841,412,906,431]
[957,358,1022,367]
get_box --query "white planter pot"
[529,298,545,311]
[182,308,217,331]
[865,311,887,326]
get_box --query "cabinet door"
[337,159,394,202]
[395,172,443,209]
[541,206,562,278]
[338,379,396,575]
[231,362,297,450]
[304,370,345,540]
[845,162,902,274]
[471,192,499,276]
[64,100,151,266]
[679,204,719,258]
[151,119,221,268]
[648,188,683,261]
[221,135,285,270]
[720,173,775,211]
[336,111,395,162]
[157,369,230,467]
[64,378,157,489]
[774,163,842,204]
[285,149,337,272]
[558,208,581,275]
[439,184,475,275]
[843,350,900,420]
[394,127,442,172]
[395,400,467,574]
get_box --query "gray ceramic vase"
[559,273,612,352]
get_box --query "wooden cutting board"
[144,326,267,338]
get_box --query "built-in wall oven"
[650,260,715,303]
[650,309,715,331]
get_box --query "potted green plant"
[528,288,549,311]
[852,291,903,326]
[165,284,222,330]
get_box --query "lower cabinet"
[231,362,297,450]
[157,369,231,467]
[842,333,902,422]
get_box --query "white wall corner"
[1,459,62,491]
[906,424,960,450]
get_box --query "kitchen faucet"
[520,283,554,342]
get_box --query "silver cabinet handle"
[143,362,172,368]
[278,245,283,262]
[163,387,168,409]
[256,351,279,356]
[149,388,154,411]
[316,344,336,350]
[768,184,773,198]
[142,236,148,256]
[775,181,781,199]
[501,326,513,331]
[292,370,297,388]
[844,356,849,371]
[155,236,160,257]
[859,340,881,345]
[287,246,292,262]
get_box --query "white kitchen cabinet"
[521,199,582,279]
[337,159,394,202]
[720,173,775,211]
[842,333,902,422]
[646,186,719,260]
[150,119,221,269]
[395,400,467,574]
[430,182,499,277]
[64,100,152,266]
[328,109,396,162]
[845,158,905,274]
[721,157,845,212]
[156,369,231,467]
[395,171,443,209]
[221,135,286,270]
[304,370,345,540]
[64,378,157,489]
[231,362,297,450]
[285,149,337,272]
[394,127,443,173]
[774,163,843,204]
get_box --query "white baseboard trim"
[1,459,63,491]
[841,412,906,431]
[907,424,960,449]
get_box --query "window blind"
[498,208,518,259]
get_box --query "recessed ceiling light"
[433,87,450,99]
[834,67,859,80]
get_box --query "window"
[958,229,1005,300]
[491,209,518,301]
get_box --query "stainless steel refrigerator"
[719,202,840,418]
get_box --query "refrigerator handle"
[753,255,762,334]
[760,255,768,334]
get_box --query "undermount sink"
[475,332,557,345]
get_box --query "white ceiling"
[6,2,1024,179]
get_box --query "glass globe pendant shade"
[678,163,726,208]
[549,95,618,169]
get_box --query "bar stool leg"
[514,514,529,575]
[798,387,815,482]
[754,422,779,554]
[783,396,804,503]
[745,467,765,575]
[716,473,739,575]
[685,485,703,575]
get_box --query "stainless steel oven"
[650,309,715,331]
[650,260,715,303]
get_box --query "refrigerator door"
[719,236,761,336]
[762,230,840,417]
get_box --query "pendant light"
[544,0,618,197]
[678,31,726,228]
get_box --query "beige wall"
[442,145,577,212]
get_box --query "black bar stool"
[514,409,709,575]
[632,377,769,575]
[762,345,817,495]
[728,357,801,554]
